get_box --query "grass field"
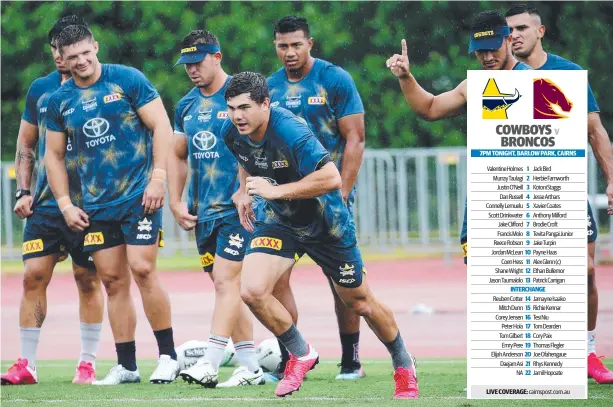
[2,359,613,406]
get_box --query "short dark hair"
[470,11,508,32]
[273,16,310,38]
[181,29,220,48]
[48,15,88,46]
[505,4,541,18]
[55,24,94,54]
[225,72,269,104]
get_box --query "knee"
[73,267,99,295]
[102,273,130,297]
[130,260,156,286]
[240,284,268,309]
[588,256,596,290]
[345,297,372,318]
[214,274,240,297]
[22,264,51,293]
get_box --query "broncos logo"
[482,78,521,119]
[533,78,573,119]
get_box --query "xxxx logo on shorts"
[200,252,214,267]
[22,239,43,254]
[251,237,282,250]
[462,242,468,257]
[84,232,104,246]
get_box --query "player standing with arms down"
[44,24,179,385]
[266,15,366,381]
[221,72,419,399]
[506,3,613,383]
[1,15,104,386]
[168,29,264,387]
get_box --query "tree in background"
[2,1,612,159]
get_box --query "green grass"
[1,359,612,406]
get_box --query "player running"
[44,24,179,385]
[168,29,264,388]
[505,3,613,383]
[221,72,419,399]
[1,15,104,386]
[266,15,366,381]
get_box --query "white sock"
[588,330,596,355]
[20,327,41,369]
[80,323,102,367]
[206,334,229,371]
[234,340,260,373]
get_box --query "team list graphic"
[466,70,588,399]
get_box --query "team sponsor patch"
[22,239,43,255]
[462,242,468,257]
[217,111,229,119]
[200,252,215,267]
[272,160,289,169]
[84,232,104,246]
[103,93,122,103]
[308,96,326,105]
[251,237,282,250]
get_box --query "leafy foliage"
[2,1,612,159]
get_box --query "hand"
[143,178,165,215]
[341,189,350,204]
[13,195,33,219]
[232,189,256,233]
[606,183,613,215]
[386,39,411,79]
[62,206,90,232]
[170,201,197,231]
[246,176,281,200]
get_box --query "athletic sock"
[20,327,41,369]
[116,341,137,371]
[340,331,361,368]
[79,322,102,367]
[277,338,290,365]
[588,330,596,355]
[384,331,413,370]
[206,334,229,370]
[234,341,260,373]
[277,324,309,358]
[153,327,177,360]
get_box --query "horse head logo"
[533,78,573,119]
[482,78,521,119]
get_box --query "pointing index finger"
[401,39,407,58]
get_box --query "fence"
[2,147,612,263]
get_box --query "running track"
[2,258,613,360]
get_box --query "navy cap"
[175,44,221,66]
[469,26,511,54]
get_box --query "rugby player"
[266,15,366,381]
[1,15,103,386]
[168,29,263,387]
[44,24,179,385]
[506,3,613,383]
[221,72,419,399]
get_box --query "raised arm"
[387,39,467,121]
[137,97,173,214]
[13,120,39,218]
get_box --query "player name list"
[466,71,588,399]
[467,158,588,398]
